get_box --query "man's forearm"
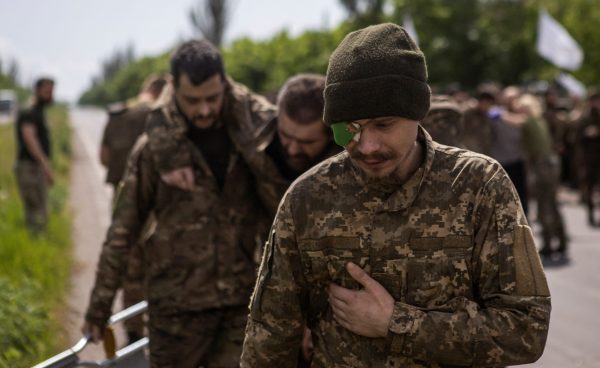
[387,295,550,366]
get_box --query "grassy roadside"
[0,105,72,367]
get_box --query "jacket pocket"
[405,236,473,308]
[299,236,365,289]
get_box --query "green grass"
[0,105,72,367]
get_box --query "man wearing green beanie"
[241,23,550,367]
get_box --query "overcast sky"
[0,0,345,102]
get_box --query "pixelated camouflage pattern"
[86,98,265,326]
[241,127,551,367]
[421,95,463,148]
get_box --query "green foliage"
[79,0,600,104]
[79,52,170,106]
[223,27,348,94]
[0,72,30,103]
[391,0,600,89]
[0,105,72,367]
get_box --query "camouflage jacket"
[145,77,287,216]
[86,94,267,324]
[241,128,551,367]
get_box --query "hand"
[328,262,395,338]
[160,166,195,191]
[81,321,104,343]
[301,327,314,362]
[41,161,54,186]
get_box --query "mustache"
[193,113,217,121]
[349,150,396,161]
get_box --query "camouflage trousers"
[580,159,600,225]
[148,306,247,368]
[122,241,145,339]
[532,155,567,251]
[14,160,48,234]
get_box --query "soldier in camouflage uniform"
[518,94,568,258]
[99,74,168,343]
[83,40,276,368]
[14,77,54,234]
[241,23,551,367]
[575,90,600,226]
[144,75,340,217]
[100,74,168,191]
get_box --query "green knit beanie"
[323,23,431,128]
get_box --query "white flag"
[556,73,586,98]
[403,14,419,46]
[536,8,583,71]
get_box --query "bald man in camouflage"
[241,23,550,367]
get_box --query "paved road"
[521,190,600,368]
[65,106,126,361]
[64,106,600,366]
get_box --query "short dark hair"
[171,39,224,87]
[277,74,325,124]
[475,91,495,103]
[35,77,54,90]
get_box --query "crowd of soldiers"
[76,24,556,367]
[22,21,600,367]
[17,20,600,367]
[423,83,600,259]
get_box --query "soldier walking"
[241,23,550,367]
[83,40,275,368]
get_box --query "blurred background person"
[14,77,55,234]
[519,93,568,258]
[461,90,496,156]
[100,74,168,194]
[489,86,529,216]
[575,90,600,227]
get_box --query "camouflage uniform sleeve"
[85,138,157,325]
[145,108,192,174]
[240,192,308,367]
[387,169,551,366]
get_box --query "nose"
[287,140,302,156]
[198,101,211,117]
[356,129,380,155]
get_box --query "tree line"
[78,0,600,106]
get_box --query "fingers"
[181,167,195,191]
[328,283,354,304]
[346,262,381,292]
[160,167,195,191]
[82,322,103,343]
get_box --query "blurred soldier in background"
[519,94,568,258]
[575,90,600,227]
[100,74,168,192]
[490,86,529,216]
[14,77,55,234]
[461,90,495,156]
[420,95,462,147]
